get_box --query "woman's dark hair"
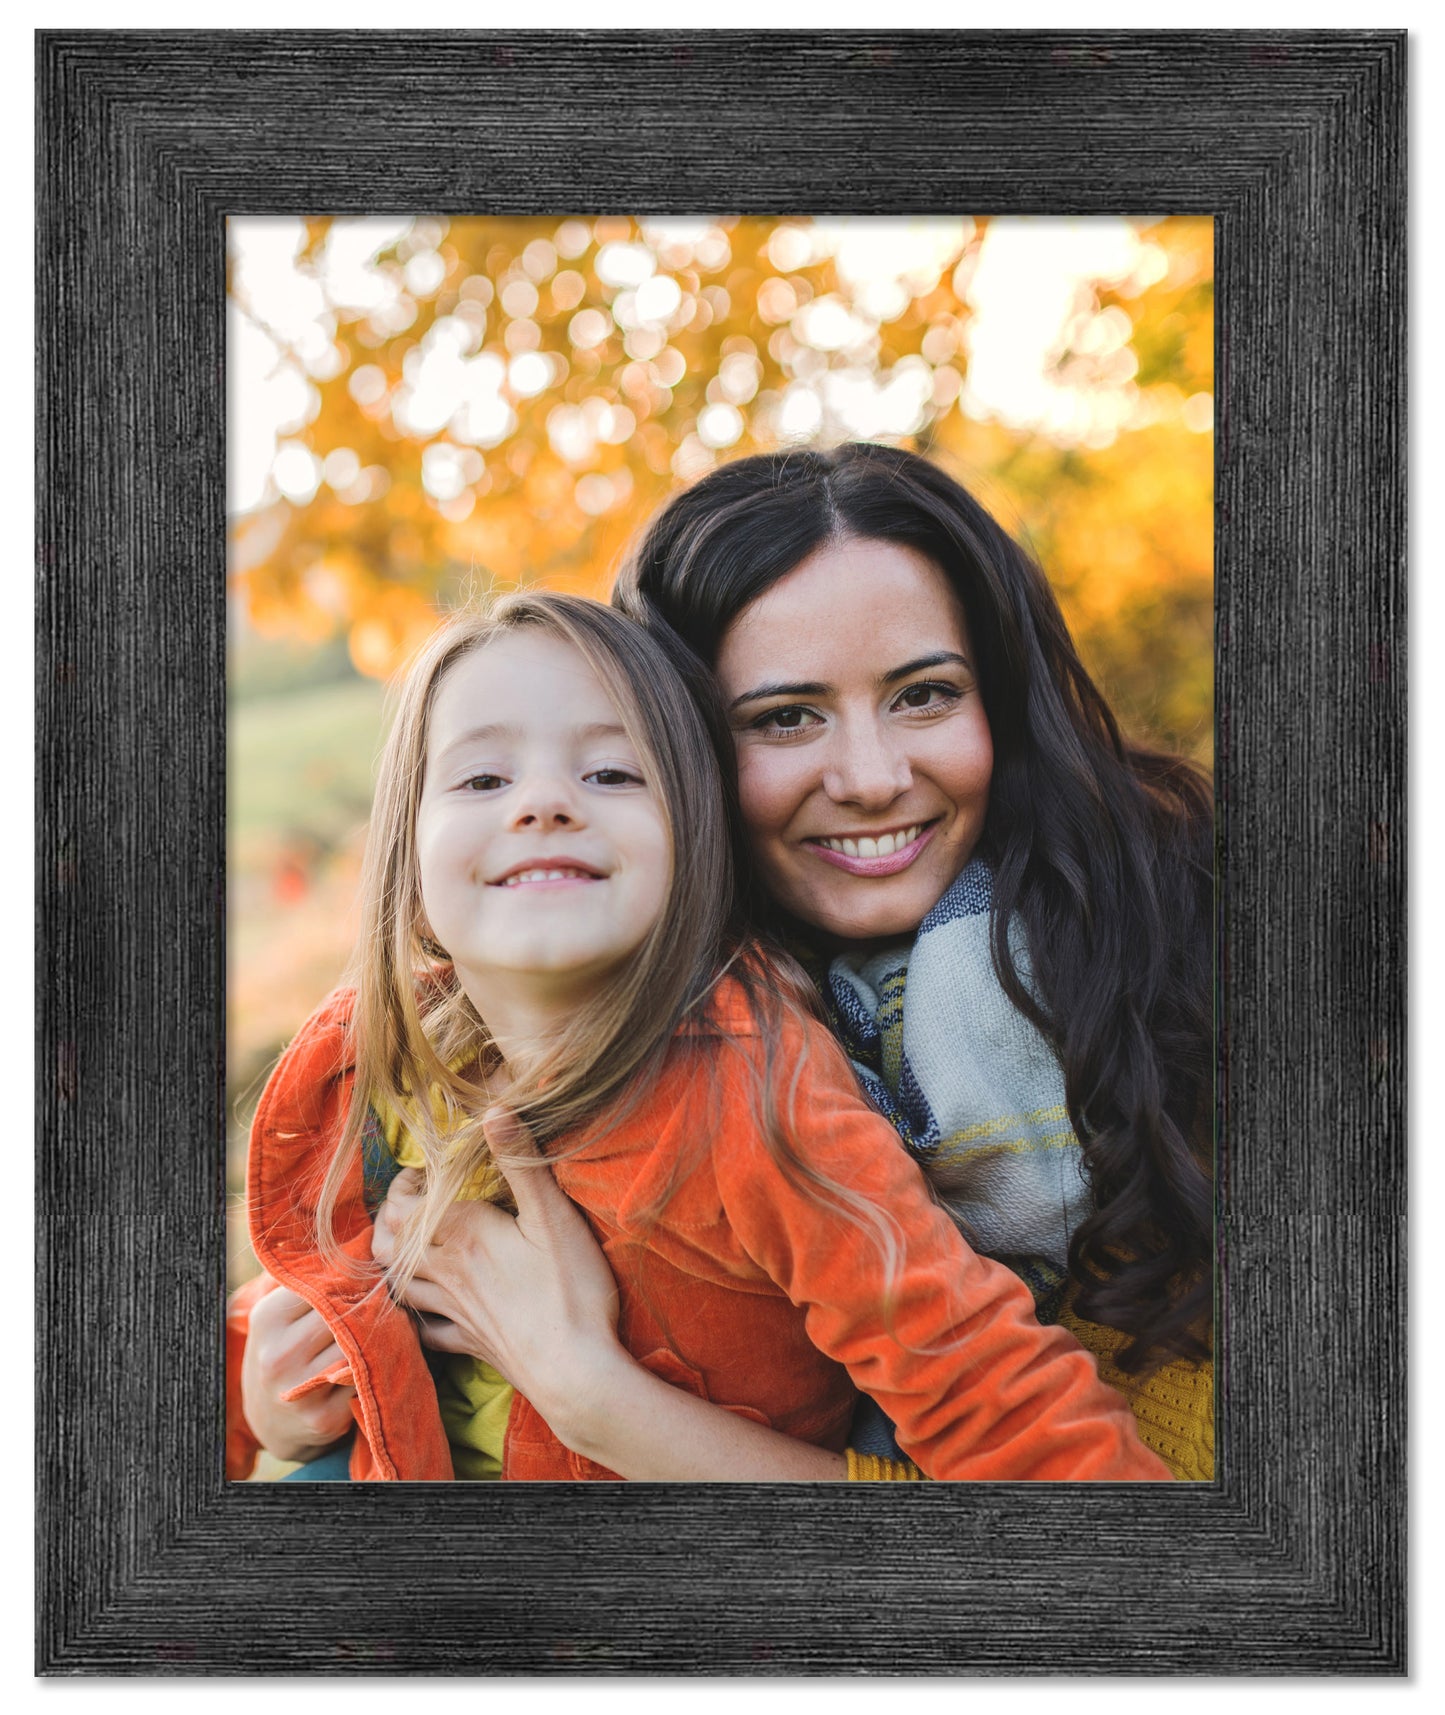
[613,442,1214,1373]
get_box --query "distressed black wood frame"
[36,29,1405,1676]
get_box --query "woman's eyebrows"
[727,679,830,710]
[728,651,972,710]
[879,650,972,684]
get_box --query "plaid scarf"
[810,859,1091,1321]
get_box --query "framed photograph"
[37,30,1404,1674]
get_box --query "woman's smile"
[716,536,992,945]
[804,820,936,875]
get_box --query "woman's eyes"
[892,680,963,715]
[747,705,823,738]
[746,683,962,738]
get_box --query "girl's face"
[715,537,993,946]
[415,630,671,1009]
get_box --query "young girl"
[228,590,1170,1482]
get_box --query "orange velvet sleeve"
[713,1018,1172,1482]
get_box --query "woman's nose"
[822,721,913,807]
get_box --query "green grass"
[228,676,389,858]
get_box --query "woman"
[240,442,1214,1480]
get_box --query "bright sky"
[228,214,1187,520]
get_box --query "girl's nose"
[822,721,913,808]
[507,776,583,830]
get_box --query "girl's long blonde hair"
[317,589,906,1313]
[316,591,735,1283]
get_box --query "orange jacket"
[229,983,1170,1482]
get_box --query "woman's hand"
[372,1107,628,1442]
[240,1283,355,1465]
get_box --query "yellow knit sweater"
[847,1309,1214,1483]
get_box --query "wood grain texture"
[35,29,1405,1676]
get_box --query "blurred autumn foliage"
[230,213,1211,744]
[226,213,1213,1277]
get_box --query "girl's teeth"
[504,867,591,885]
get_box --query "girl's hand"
[373,1108,628,1441]
[240,1283,356,1465]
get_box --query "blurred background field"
[227,212,1213,1289]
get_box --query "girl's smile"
[716,537,992,946]
[490,860,606,888]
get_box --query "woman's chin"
[786,894,942,949]
[769,861,960,947]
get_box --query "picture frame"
[36,29,1406,1675]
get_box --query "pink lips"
[804,823,936,877]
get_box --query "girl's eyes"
[458,767,643,791]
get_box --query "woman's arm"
[238,1280,357,1465]
[374,1119,847,1482]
